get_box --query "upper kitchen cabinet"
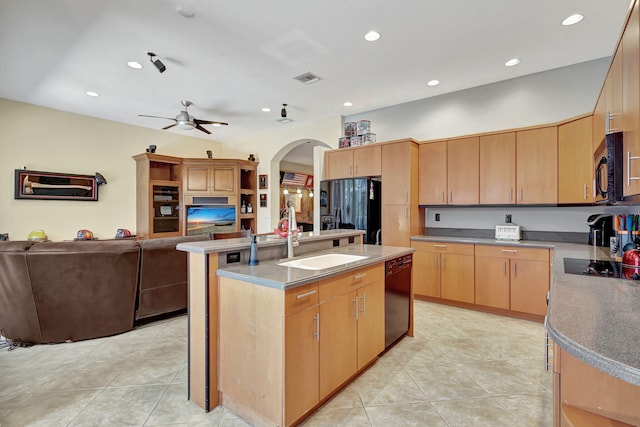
[324,145,381,180]
[447,137,479,205]
[558,116,594,204]
[606,49,624,135]
[594,89,607,152]
[183,159,236,197]
[479,132,516,204]
[418,141,447,205]
[623,0,640,198]
[382,140,418,205]
[516,126,558,204]
[381,139,421,247]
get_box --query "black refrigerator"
[322,178,382,244]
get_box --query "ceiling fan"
[139,100,228,135]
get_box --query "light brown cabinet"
[381,140,421,247]
[447,137,479,205]
[475,245,550,316]
[133,153,183,239]
[623,0,640,198]
[558,116,594,204]
[324,145,381,180]
[594,89,607,153]
[516,126,558,204]
[418,141,447,205]
[183,160,236,196]
[555,347,640,426]
[411,241,474,303]
[356,280,385,369]
[479,132,516,204]
[606,49,624,135]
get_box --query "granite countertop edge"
[411,234,640,388]
[216,245,414,291]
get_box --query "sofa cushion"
[26,240,140,343]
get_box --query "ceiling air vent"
[294,72,322,85]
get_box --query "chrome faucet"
[287,199,299,259]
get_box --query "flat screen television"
[186,205,237,236]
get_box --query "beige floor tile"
[494,394,553,427]
[38,354,130,392]
[108,355,184,387]
[219,407,253,427]
[406,360,489,401]
[319,384,363,411]
[432,396,521,427]
[365,402,448,427]
[68,385,166,426]
[354,362,426,406]
[302,407,371,427]
[507,357,554,391]
[453,360,548,396]
[383,337,446,367]
[0,389,100,426]
[0,393,31,418]
[171,360,188,384]
[144,383,224,426]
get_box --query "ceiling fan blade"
[195,124,212,134]
[139,114,177,121]
[195,118,229,126]
[162,124,177,130]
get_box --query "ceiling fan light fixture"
[147,52,166,73]
[281,103,288,118]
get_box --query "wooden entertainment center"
[133,153,258,239]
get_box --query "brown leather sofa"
[0,235,208,344]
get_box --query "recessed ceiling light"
[364,30,381,42]
[505,58,521,67]
[343,101,353,107]
[427,80,440,86]
[176,6,194,18]
[85,91,100,97]
[127,61,143,69]
[261,107,271,112]
[562,14,584,26]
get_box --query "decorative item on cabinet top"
[340,119,376,148]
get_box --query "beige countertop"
[411,235,640,387]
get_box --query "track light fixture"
[147,52,166,73]
[281,104,288,118]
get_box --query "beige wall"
[0,98,340,240]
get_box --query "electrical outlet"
[435,213,440,222]
[505,214,512,223]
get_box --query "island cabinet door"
[510,259,549,316]
[475,256,510,310]
[284,305,319,426]
[356,280,385,370]
[319,290,358,399]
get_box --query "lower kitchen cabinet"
[475,245,550,316]
[411,241,475,303]
[554,346,640,426]
[285,304,319,426]
[475,256,510,309]
[319,290,357,399]
[217,263,386,427]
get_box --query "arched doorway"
[269,139,331,233]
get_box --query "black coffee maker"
[586,214,614,246]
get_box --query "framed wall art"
[259,174,268,190]
[14,169,100,201]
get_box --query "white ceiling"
[0,0,633,145]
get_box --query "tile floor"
[0,300,552,426]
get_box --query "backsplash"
[425,206,639,233]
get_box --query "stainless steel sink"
[278,253,368,270]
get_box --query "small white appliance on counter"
[495,224,522,241]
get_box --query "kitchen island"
[411,235,640,426]
[177,230,414,426]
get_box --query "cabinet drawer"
[411,241,474,255]
[475,245,549,261]
[285,282,319,315]
[319,264,384,302]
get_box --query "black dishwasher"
[385,254,412,348]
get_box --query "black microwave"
[594,131,624,204]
